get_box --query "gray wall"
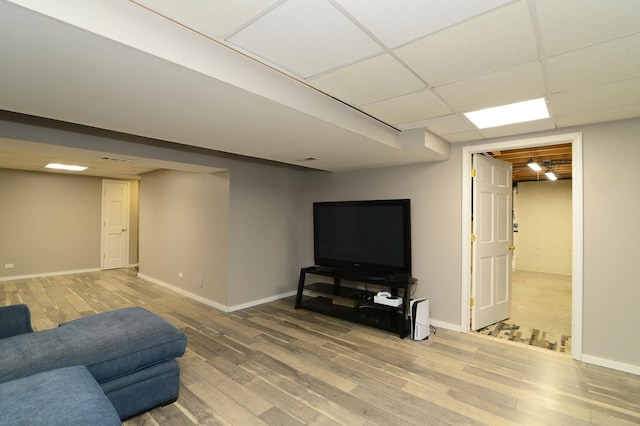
[0,168,139,278]
[226,160,303,308]
[299,117,640,370]
[300,160,462,327]
[2,113,639,371]
[137,160,303,309]
[139,169,229,305]
[580,118,640,369]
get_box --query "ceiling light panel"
[308,54,425,106]
[478,118,556,139]
[45,163,87,171]
[335,0,510,48]
[394,1,537,87]
[536,0,640,56]
[227,0,383,78]
[135,0,280,38]
[464,98,550,129]
[362,90,452,125]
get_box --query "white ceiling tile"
[549,78,640,116]
[335,0,510,48]
[436,62,546,112]
[555,104,640,128]
[394,1,538,86]
[536,0,640,56]
[135,0,280,38]
[307,54,424,106]
[228,0,383,78]
[361,90,452,125]
[547,34,640,93]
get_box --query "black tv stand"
[294,266,416,338]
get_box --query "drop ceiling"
[0,0,639,176]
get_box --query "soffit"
[0,138,222,180]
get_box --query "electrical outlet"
[5,263,14,269]
[178,272,183,278]
[198,277,204,288]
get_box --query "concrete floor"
[509,270,572,337]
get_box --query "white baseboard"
[0,268,101,282]
[138,273,298,313]
[581,354,640,376]
[229,290,298,312]
[137,273,230,312]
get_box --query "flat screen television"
[313,199,411,277]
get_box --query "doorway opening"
[461,132,583,361]
[476,162,572,354]
[101,179,131,270]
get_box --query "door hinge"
[471,168,477,178]
[470,297,475,307]
[471,233,476,242]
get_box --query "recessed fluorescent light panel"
[464,98,550,129]
[45,163,88,171]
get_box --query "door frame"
[101,179,130,270]
[460,132,583,360]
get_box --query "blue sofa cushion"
[0,365,121,425]
[0,304,34,339]
[0,307,187,385]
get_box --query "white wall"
[514,180,572,275]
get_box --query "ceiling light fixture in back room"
[527,159,542,171]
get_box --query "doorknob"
[121,228,127,232]
[508,244,515,251]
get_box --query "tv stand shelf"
[294,266,416,338]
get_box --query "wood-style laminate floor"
[2,269,639,425]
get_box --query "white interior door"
[102,180,130,270]
[471,154,513,330]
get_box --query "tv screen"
[313,199,411,277]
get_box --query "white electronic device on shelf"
[409,298,430,340]
[373,291,403,307]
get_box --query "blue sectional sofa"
[0,304,188,423]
